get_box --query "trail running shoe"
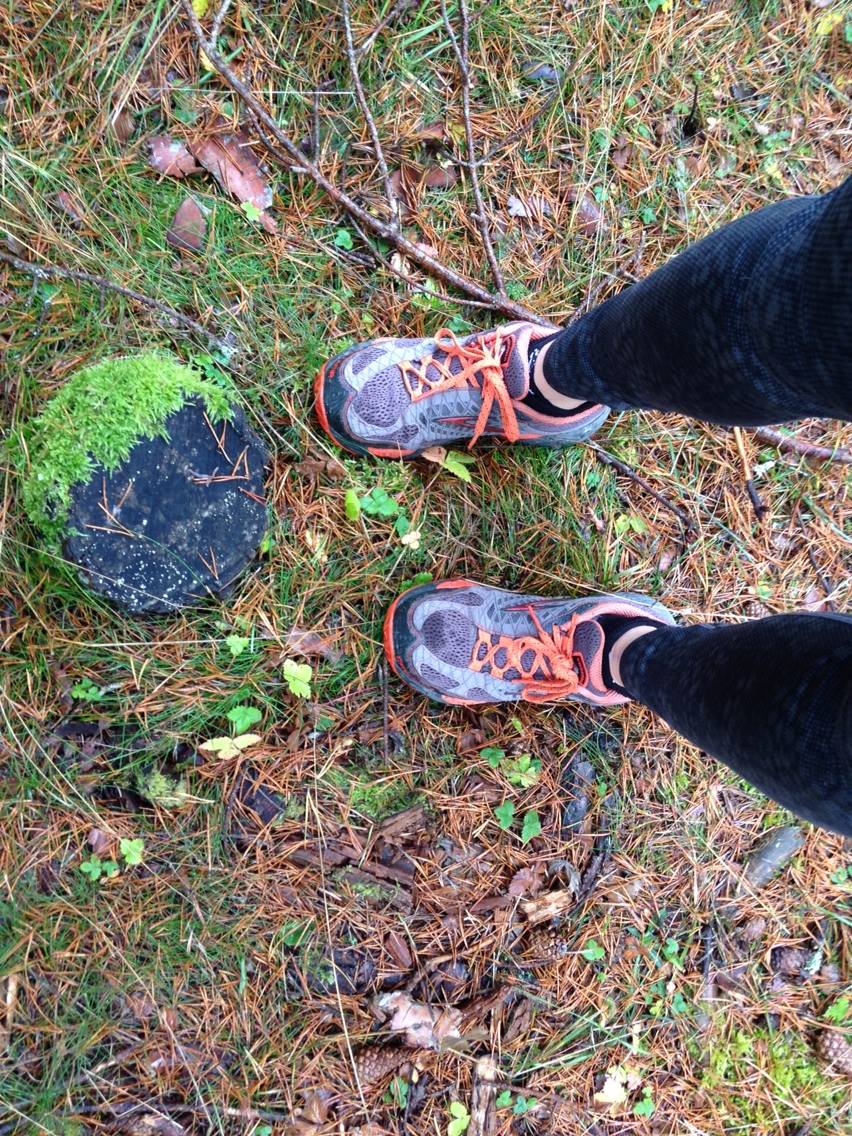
[315,322,608,458]
[384,580,675,706]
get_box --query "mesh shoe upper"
[316,322,608,457]
[385,580,675,706]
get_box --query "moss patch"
[12,352,233,541]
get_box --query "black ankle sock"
[596,615,665,695]
[523,333,595,418]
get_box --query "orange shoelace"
[399,328,520,447]
[470,606,586,703]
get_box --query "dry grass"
[1,2,851,1134]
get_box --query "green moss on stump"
[14,352,233,541]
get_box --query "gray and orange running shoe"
[384,580,674,706]
[315,322,608,458]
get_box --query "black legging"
[621,615,852,836]
[542,177,852,835]
[541,174,852,424]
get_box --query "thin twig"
[752,425,851,465]
[733,425,767,522]
[178,0,545,324]
[806,545,837,612]
[0,250,232,350]
[440,0,505,294]
[588,441,696,533]
[354,0,417,57]
[341,0,399,227]
[475,85,561,166]
[209,0,232,42]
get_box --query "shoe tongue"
[570,619,604,682]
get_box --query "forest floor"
[1,2,851,1134]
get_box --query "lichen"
[10,352,233,541]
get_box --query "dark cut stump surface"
[64,400,268,614]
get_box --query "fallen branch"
[0,250,232,350]
[440,0,505,294]
[733,425,768,523]
[341,0,399,226]
[179,0,547,325]
[753,425,851,465]
[588,441,696,533]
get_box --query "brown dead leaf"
[423,164,458,189]
[610,140,635,170]
[54,191,86,226]
[111,108,135,144]
[189,123,277,234]
[374,991,463,1050]
[421,445,448,465]
[120,1116,185,1136]
[412,119,446,143]
[294,456,347,479]
[126,990,156,1020]
[385,930,413,970]
[149,135,200,178]
[389,164,421,219]
[568,190,603,237]
[300,1089,332,1125]
[167,197,207,253]
[509,863,545,898]
[285,627,343,663]
[87,827,115,856]
[506,193,552,220]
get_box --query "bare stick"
[440,0,505,294]
[752,425,851,465]
[180,0,547,323]
[733,425,767,523]
[589,441,696,532]
[0,250,232,350]
[355,0,416,57]
[209,0,232,42]
[341,0,399,227]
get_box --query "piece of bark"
[521,883,579,925]
[740,826,805,890]
[469,1057,498,1136]
[149,135,200,178]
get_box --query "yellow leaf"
[815,10,843,35]
[199,733,261,759]
[199,48,215,71]
[192,0,210,15]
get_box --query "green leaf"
[80,857,102,880]
[442,450,476,483]
[480,746,505,768]
[447,1101,470,1136]
[634,1090,655,1117]
[394,514,410,537]
[359,486,400,518]
[227,704,263,733]
[241,200,262,223]
[495,1090,513,1109]
[581,939,606,962]
[71,677,102,702]
[102,860,119,879]
[505,753,541,788]
[815,10,843,35]
[280,919,313,948]
[520,809,542,844]
[344,488,361,521]
[334,227,354,250]
[225,634,250,658]
[388,1076,409,1109]
[513,1095,537,1115]
[494,800,515,830]
[283,658,313,699]
[824,997,850,1023]
[120,838,145,866]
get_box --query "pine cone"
[354,1045,408,1085]
[817,1030,852,1076]
[523,925,572,967]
